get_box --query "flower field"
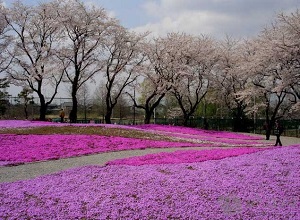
[0,120,270,166]
[0,120,299,219]
[106,147,268,166]
[0,134,203,166]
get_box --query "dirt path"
[1,134,299,183]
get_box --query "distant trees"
[130,33,218,125]
[170,34,218,126]
[0,77,9,116]
[0,1,10,73]
[213,37,252,131]
[276,11,300,112]
[18,87,33,119]
[0,0,299,129]
[101,26,146,124]
[56,0,116,123]
[128,34,175,124]
[245,37,292,139]
[5,1,64,120]
[239,11,300,138]
[93,81,106,120]
[0,2,10,117]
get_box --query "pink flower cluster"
[0,120,270,166]
[133,124,261,140]
[106,147,268,166]
[0,120,61,128]
[0,146,299,219]
[0,134,202,166]
[0,120,132,129]
[133,124,266,146]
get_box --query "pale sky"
[3,0,300,97]
[6,0,300,39]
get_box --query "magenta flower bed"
[132,124,269,146]
[0,120,136,130]
[0,120,263,142]
[0,120,267,147]
[0,146,299,219]
[133,124,261,140]
[0,134,203,166]
[0,120,63,128]
[0,120,270,166]
[106,147,268,166]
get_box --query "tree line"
[0,0,299,139]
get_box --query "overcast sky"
[5,0,300,39]
[3,0,300,97]
[4,0,300,38]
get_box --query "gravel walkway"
[1,134,299,183]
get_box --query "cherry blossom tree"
[5,1,64,120]
[170,34,218,126]
[241,24,296,139]
[126,35,175,124]
[56,0,116,123]
[128,76,170,125]
[275,10,300,113]
[213,37,252,131]
[0,1,11,73]
[128,33,218,126]
[101,27,147,124]
[0,1,10,112]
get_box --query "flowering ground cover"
[0,120,262,141]
[134,124,260,140]
[0,120,63,128]
[106,147,269,166]
[0,120,133,130]
[0,134,204,166]
[0,146,299,219]
[133,124,267,146]
[0,120,271,166]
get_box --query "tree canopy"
[0,0,299,130]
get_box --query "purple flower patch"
[0,134,202,166]
[0,146,299,219]
[106,147,269,166]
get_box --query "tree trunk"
[183,115,189,126]
[265,119,276,140]
[104,95,113,124]
[105,108,112,124]
[69,80,79,123]
[38,94,47,121]
[24,103,28,119]
[144,114,151,124]
[69,96,78,123]
[232,104,248,132]
[144,107,153,124]
[69,91,78,123]
[39,104,47,121]
[265,128,271,140]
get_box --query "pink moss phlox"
[106,147,268,166]
[133,124,263,140]
[0,120,263,142]
[0,120,130,129]
[0,120,271,166]
[0,146,299,219]
[0,134,202,166]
